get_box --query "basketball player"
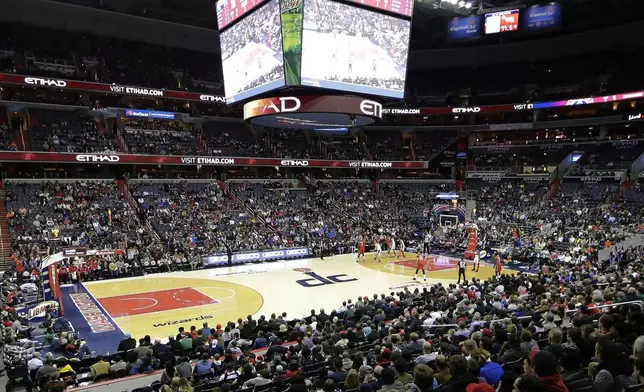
[398,238,406,259]
[374,239,382,263]
[356,238,366,263]
[457,258,467,284]
[471,251,480,272]
[495,253,502,278]
[414,253,427,281]
[387,237,396,257]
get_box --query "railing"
[565,300,644,316]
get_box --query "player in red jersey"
[414,253,427,281]
[80,262,90,281]
[495,253,503,278]
[356,238,366,263]
[58,264,69,284]
[89,258,100,280]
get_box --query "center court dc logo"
[294,268,358,288]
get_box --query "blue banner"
[16,300,60,322]
[203,247,311,266]
[447,16,481,41]
[523,3,561,31]
[125,109,175,120]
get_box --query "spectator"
[471,348,503,386]
[5,358,32,392]
[415,342,437,364]
[591,339,633,392]
[560,349,597,392]
[329,359,349,383]
[528,351,569,392]
[109,356,127,375]
[380,367,405,392]
[434,355,452,386]
[193,353,213,377]
[90,355,110,379]
[244,369,272,388]
[118,333,137,352]
[633,357,644,392]
[345,369,361,390]
[410,364,437,392]
[175,357,192,379]
[395,359,414,386]
[27,352,43,372]
[437,355,479,392]
[515,375,546,392]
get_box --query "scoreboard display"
[345,0,413,17]
[216,0,268,31]
[484,9,519,34]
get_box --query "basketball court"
[61,252,515,353]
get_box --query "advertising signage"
[125,109,175,120]
[5,71,644,118]
[523,3,561,31]
[0,152,427,169]
[0,73,226,104]
[447,16,482,41]
[382,89,644,116]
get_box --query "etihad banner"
[563,175,622,183]
[0,73,226,103]
[0,152,427,169]
[382,89,644,116]
[3,71,644,115]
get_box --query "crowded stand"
[203,122,269,158]
[129,180,279,256]
[265,130,322,160]
[124,119,198,156]
[28,109,117,154]
[0,122,18,151]
[471,146,573,174]
[368,132,413,161]
[5,180,145,255]
[0,22,222,93]
[2,233,644,392]
[413,133,457,162]
[316,132,367,161]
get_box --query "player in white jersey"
[471,252,480,272]
[398,238,406,259]
[374,240,382,263]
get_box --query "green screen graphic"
[280,0,303,85]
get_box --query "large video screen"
[343,0,413,17]
[447,16,482,41]
[220,0,285,103]
[523,3,561,31]
[484,9,519,34]
[300,0,410,99]
[216,0,268,31]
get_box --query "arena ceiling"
[51,0,627,51]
